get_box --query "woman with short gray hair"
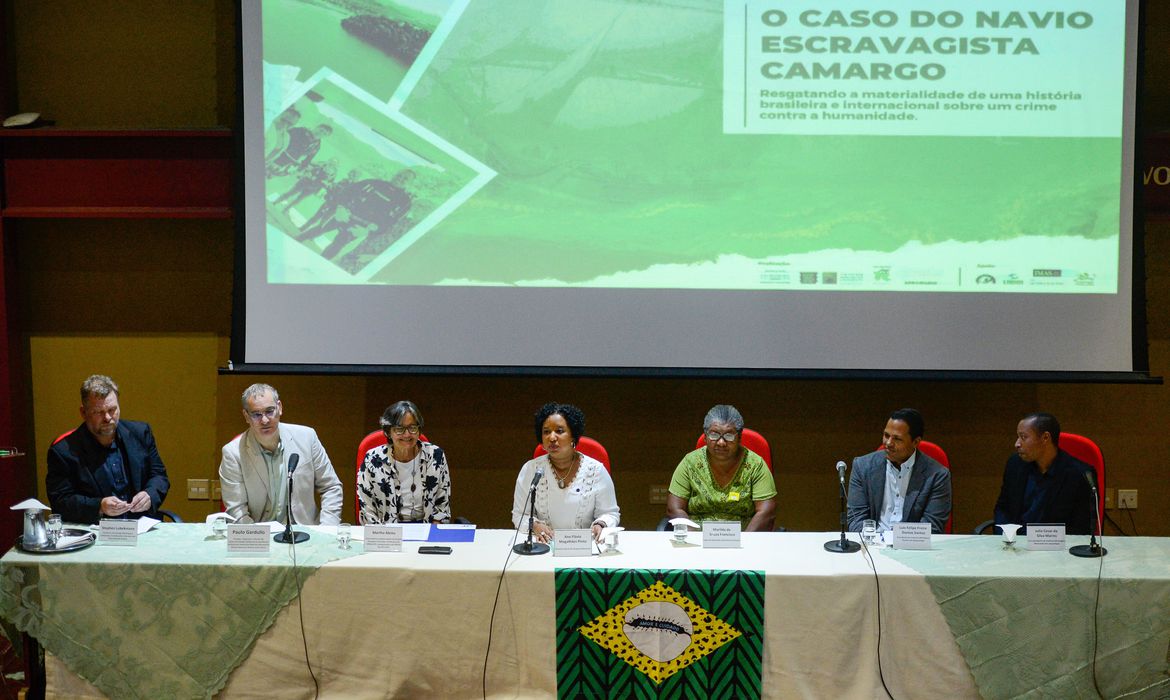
[358,400,452,524]
[666,405,776,531]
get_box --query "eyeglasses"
[387,425,420,436]
[247,406,278,422]
[705,430,739,443]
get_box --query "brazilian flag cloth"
[554,568,764,699]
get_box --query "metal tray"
[16,528,96,554]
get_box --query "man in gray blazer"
[219,383,343,525]
[847,408,951,534]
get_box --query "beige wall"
[10,1,1170,535]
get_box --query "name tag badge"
[227,524,271,555]
[553,529,593,557]
[727,491,741,502]
[365,524,404,552]
[892,522,932,550]
[1026,523,1066,550]
[98,518,138,546]
[702,520,742,548]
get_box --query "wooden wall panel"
[1,1,1168,542]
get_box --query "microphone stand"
[513,473,549,556]
[274,466,309,544]
[825,467,860,553]
[1070,478,1106,558]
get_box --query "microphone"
[274,453,309,544]
[1069,468,1106,558]
[825,459,860,554]
[1082,471,1100,538]
[514,465,550,556]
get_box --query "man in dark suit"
[993,412,1093,535]
[46,375,170,524]
[847,408,952,534]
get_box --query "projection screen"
[238,0,1146,375]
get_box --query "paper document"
[401,523,431,541]
[137,517,160,535]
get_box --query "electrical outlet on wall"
[1118,489,1138,509]
[187,478,210,500]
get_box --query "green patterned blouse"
[668,448,777,528]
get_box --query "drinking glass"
[337,523,352,550]
[47,514,63,547]
[673,523,688,544]
[211,515,228,540]
[861,519,878,547]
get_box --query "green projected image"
[262,0,1124,293]
[264,74,481,276]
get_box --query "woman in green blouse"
[666,405,777,531]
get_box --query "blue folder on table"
[428,524,476,542]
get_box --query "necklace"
[392,446,422,520]
[550,452,579,489]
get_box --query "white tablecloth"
[47,529,982,699]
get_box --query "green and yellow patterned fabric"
[555,568,764,699]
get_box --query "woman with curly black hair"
[511,402,619,543]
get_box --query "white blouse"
[511,453,620,531]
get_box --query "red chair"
[1058,432,1105,528]
[872,440,951,534]
[533,435,611,472]
[355,429,428,523]
[975,432,1104,535]
[695,428,773,471]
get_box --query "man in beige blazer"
[219,383,343,525]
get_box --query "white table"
[45,529,983,699]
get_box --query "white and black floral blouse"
[358,441,451,524]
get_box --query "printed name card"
[702,520,742,548]
[98,519,138,546]
[227,524,271,554]
[1026,524,1066,550]
[892,522,932,549]
[364,525,403,552]
[553,529,594,557]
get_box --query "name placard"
[1026,524,1066,550]
[701,520,741,548]
[553,529,594,557]
[891,522,932,550]
[227,524,271,554]
[99,519,138,546]
[364,525,403,553]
